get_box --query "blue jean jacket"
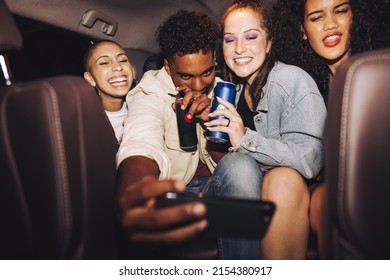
[234,62,327,179]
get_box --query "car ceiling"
[6,0,276,54]
[5,0,276,80]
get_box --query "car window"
[8,16,91,82]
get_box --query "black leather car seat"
[324,48,390,259]
[0,0,118,259]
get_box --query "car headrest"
[0,0,22,52]
[325,47,390,259]
[143,53,164,73]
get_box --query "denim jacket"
[234,62,327,179]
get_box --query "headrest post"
[0,55,12,86]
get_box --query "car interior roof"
[4,0,277,81]
[5,0,278,53]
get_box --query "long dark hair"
[220,0,275,110]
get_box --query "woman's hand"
[175,85,211,122]
[204,97,245,148]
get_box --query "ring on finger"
[225,118,231,127]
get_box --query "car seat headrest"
[143,54,164,73]
[0,0,22,52]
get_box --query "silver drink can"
[206,81,236,143]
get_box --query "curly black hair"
[156,10,219,60]
[271,0,390,103]
[220,0,275,109]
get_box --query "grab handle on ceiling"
[80,9,118,36]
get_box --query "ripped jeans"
[185,153,263,260]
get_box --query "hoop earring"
[300,40,313,54]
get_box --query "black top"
[236,90,257,131]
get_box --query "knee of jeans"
[218,153,261,178]
[215,153,262,199]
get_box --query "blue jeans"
[185,153,263,260]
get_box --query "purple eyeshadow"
[247,33,258,39]
[224,36,234,43]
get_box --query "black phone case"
[155,193,275,239]
[175,99,197,151]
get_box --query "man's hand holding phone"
[119,176,208,244]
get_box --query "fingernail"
[181,105,185,110]
[197,220,208,231]
[193,203,206,216]
[174,181,186,191]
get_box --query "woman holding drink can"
[204,0,327,259]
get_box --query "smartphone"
[155,193,275,239]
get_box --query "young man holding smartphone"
[116,10,263,259]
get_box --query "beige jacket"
[117,67,221,184]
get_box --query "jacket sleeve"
[116,92,171,178]
[236,91,326,179]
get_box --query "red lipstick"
[323,32,342,47]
